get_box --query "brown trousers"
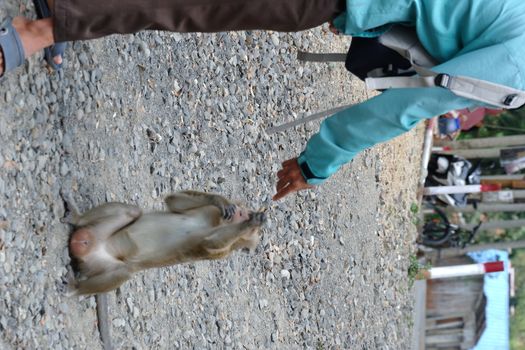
[53,0,345,42]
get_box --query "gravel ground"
[1,1,423,349]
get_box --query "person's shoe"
[0,18,26,79]
[33,0,66,70]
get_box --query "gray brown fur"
[66,190,265,295]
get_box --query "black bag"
[344,37,414,81]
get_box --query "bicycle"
[420,205,483,248]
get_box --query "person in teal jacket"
[2,0,524,200]
[274,0,525,200]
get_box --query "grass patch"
[408,254,431,287]
[410,202,421,226]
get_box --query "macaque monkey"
[66,190,265,295]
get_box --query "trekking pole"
[264,50,350,134]
[266,104,352,135]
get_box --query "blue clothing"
[299,0,525,184]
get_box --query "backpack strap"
[366,73,525,109]
[367,25,525,109]
[376,25,438,68]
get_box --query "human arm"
[273,37,525,199]
[272,86,477,200]
[297,87,475,184]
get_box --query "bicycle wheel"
[421,207,454,247]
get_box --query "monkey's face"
[231,206,251,223]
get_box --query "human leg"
[2,0,345,76]
[32,0,65,69]
[0,17,54,76]
[52,0,346,41]
[0,0,62,77]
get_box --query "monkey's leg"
[71,202,142,229]
[165,191,236,219]
[230,230,260,253]
[202,212,266,251]
[70,203,142,258]
[74,266,131,295]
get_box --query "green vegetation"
[470,212,525,244]
[408,255,431,287]
[454,107,525,348]
[410,203,419,214]
[410,202,421,226]
[459,108,525,140]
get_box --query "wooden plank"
[435,148,500,159]
[412,280,427,350]
[446,203,525,213]
[482,179,525,188]
[431,239,525,259]
[512,180,525,189]
[426,320,464,331]
[434,135,525,149]
[481,175,524,180]
[426,333,462,345]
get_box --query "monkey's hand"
[59,266,79,297]
[220,204,237,221]
[248,212,266,226]
[61,193,82,226]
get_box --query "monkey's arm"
[165,191,235,218]
[201,212,266,252]
[74,266,131,295]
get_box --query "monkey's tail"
[96,294,113,350]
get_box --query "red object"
[456,107,502,131]
[480,184,502,192]
[483,261,505,273]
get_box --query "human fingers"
[274,170,313,200]
[276,165,303,192]
[328,21,340,35]
[273,178,314,201]
[276,175,293,193]
[273,181,298,201]
[277,158,300,183]
[281,158,298,167]
[277,167,289,179]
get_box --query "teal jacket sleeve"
[297,87,478,185]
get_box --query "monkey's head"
[230,206,251,223]
[235,209,266,253]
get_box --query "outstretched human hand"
[328,21,340,35]
[273,158,314,201]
